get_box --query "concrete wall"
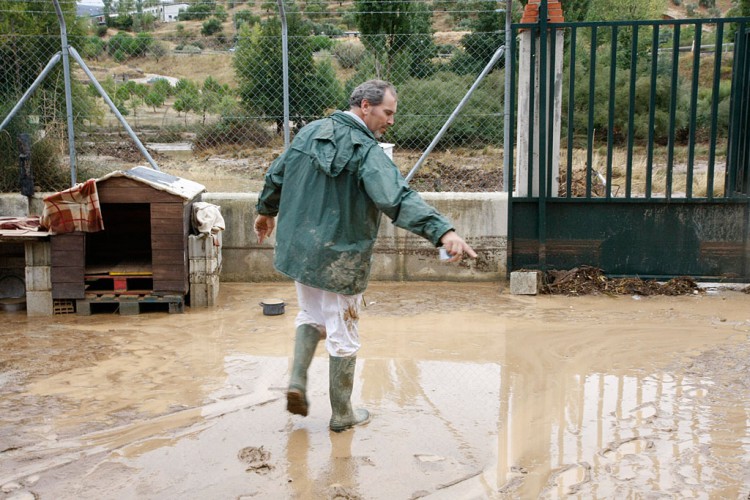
[203,192,507,283]
[2,192,509,283]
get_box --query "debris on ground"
[238,445,274,474]
[541,266,704,296]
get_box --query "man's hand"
[254,214,276,244]
[439,230,477,263]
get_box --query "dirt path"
[1,282,749,498]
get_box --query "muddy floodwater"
[1,282,750,499]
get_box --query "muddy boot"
[287,324,321,417]
[329,355,370,432]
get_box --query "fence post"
[18,133,34,198]
[514,0,564,197]
[52,0,77,186]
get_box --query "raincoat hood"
[304,111,375,177]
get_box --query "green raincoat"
[256,111,454,295]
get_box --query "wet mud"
[1,282,750,499]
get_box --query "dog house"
[50,167,206,313]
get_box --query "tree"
[102,0,114,26]
[178,0,216,21]
[586,0,662,21]
[562,0,591,22]
[0,0,91,120]
[198,76,229,124]
[173,78,201,123]
[454,1,504,76]
[149,40,168,61]
[151,78,174,99]
[304,0,327,17]
[234,5,342,133]
[202,18,223,36]
[354,0,436,81]
[234,10,260,29]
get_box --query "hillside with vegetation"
[0,0,749,193]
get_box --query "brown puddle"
[1,282,749,498]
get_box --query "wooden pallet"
[77,293,184,315]
[84,273,154,295]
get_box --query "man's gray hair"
[349,80,397,108]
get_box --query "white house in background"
[142,2,189,22]
[76,1,188,23]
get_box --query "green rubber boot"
[329,355,370,432]
[287,324,321,417]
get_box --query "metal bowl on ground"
[259,299,285,316]
[0,296,26,312]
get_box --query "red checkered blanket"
[41,179,104,234]
[0,216,41,231]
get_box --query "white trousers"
[294,282,362,357]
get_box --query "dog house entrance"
[85,203,154,293]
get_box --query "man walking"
[254,79,476,432]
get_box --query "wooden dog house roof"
[96,166,206,201]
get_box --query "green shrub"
[333,41,366,69]
[202,18,223,36]
[193,117,274,150]
[387,71,503,149]
[181,44,203,54]
[310,35,334,52]
[0,121,67,193]
[80,36,105,59]
[234,10,260,29]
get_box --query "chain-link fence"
[0,0,511,194]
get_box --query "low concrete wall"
[1,192,508,283]
[204,192,507,283]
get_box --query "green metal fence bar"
[686,26,702,199]
[565,26,577,199]
[586,25,598,198]
[707,22,725,200]
[732,23,749,194]
[548,17,748,29]
[742,24,749,195]
[606,25,618,198]
[666,24,681,199]
[726,23,745,195]
[538,0,549,268]
[626,25,639,198]
[743,26,750,194]
[646,25,660,199]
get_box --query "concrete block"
[26,290,53,316]
[119,302,140,315]
[189,271,220,284]
[76,300,92,316]
[189,257,219,274]
[188,234,220,259]
[25,265,51,291]
[24,241,51,266]
[510,270,541,295]
[190,274,220,308]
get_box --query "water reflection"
[356,355,750,497]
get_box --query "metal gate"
[507,7,750,280]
